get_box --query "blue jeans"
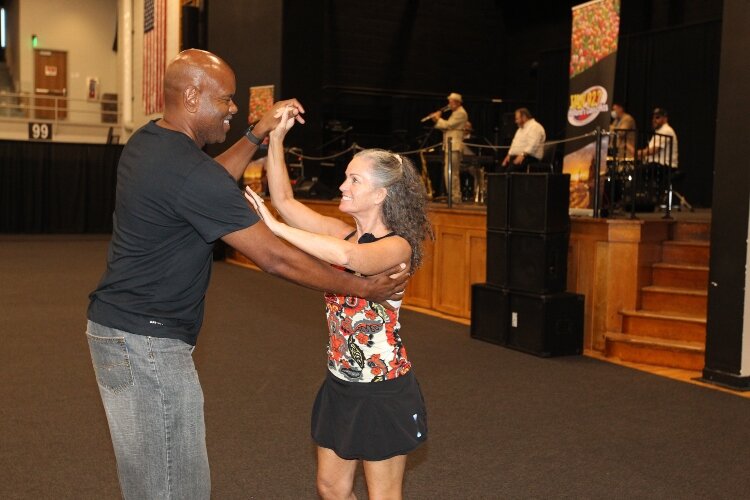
[86,320,210,500]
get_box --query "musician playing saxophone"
[429,92,468,204]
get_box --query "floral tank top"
[324,231,412,383]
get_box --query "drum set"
[603,128,670,214]
[604,155,669,213]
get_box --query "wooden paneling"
[428,207,487,318]
[226,201,488,319]
[404,237,433,309]
[568,218,609,351]
[433,226,468,316]
[467,230,487,315]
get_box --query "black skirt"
[311,370,428,461]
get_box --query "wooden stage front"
[226,199,710,354]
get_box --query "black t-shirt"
[88,121,258,345]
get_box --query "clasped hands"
[254,99,306,140]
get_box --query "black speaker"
[509,173,570,233]
[505,291,584,357]
[486,230,509,287]
[486,173,509,231]
[470,284,509,345]
[487,231,568,293]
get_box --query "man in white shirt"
[502,108,546,172]
[637,107,679,208]
[638,107,678,168]
[431,92,469,204]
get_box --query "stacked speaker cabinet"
[471,173,584,357]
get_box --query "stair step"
[661,240,710,266]
[652,262,709,289]
[604,332,705,371]
[620,309,706,342]
[641,286,707,316]
[670,221,711,242]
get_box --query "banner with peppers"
[563,0,620,210]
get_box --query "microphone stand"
[447,137,454,209]
[317,126,353,151]
[418,120,438,150]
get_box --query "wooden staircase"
[604,221,710,371]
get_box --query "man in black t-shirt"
[86,49,407,500]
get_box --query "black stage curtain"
[537,46,571,143]
[0,141,122,233]
[537,19,721,207]
[615,20,721,207]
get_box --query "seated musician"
[637,108,679,204]
[501,108,546,172]
[638,107,678,181]
[609,103,637,159]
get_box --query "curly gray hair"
[353,148,433,271]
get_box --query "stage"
[226,199,711,355]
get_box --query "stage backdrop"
[563,0,620,210]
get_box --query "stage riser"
[652,266,709,289]
[640,290,708,317]
[605,339,705,371]
[621,314,706,343]
[661,242,710,267]
[225,199,712,365]
[670,221,711,242]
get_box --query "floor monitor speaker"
[509,173,570,233]
[470,283,509,345]
[506,291,584,357]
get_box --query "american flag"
[143,0,166,115]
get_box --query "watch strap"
[245,125,262,145]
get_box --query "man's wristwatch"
[245,124,263,145]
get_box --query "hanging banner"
[249,84,275,125]
[563,0,620,210]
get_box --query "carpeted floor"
[1,235,749,499]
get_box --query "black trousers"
[505,154,541,172]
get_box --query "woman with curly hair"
[245,106,432,500]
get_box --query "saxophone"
[419,149,434,200]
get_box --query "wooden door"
[34,49,67,120]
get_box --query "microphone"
[420,105,450,123]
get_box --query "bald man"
[86,50,407,499]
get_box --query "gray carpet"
[2,235,749,499]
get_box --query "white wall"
[18,0,118,123]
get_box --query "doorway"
[33,49,67,119]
